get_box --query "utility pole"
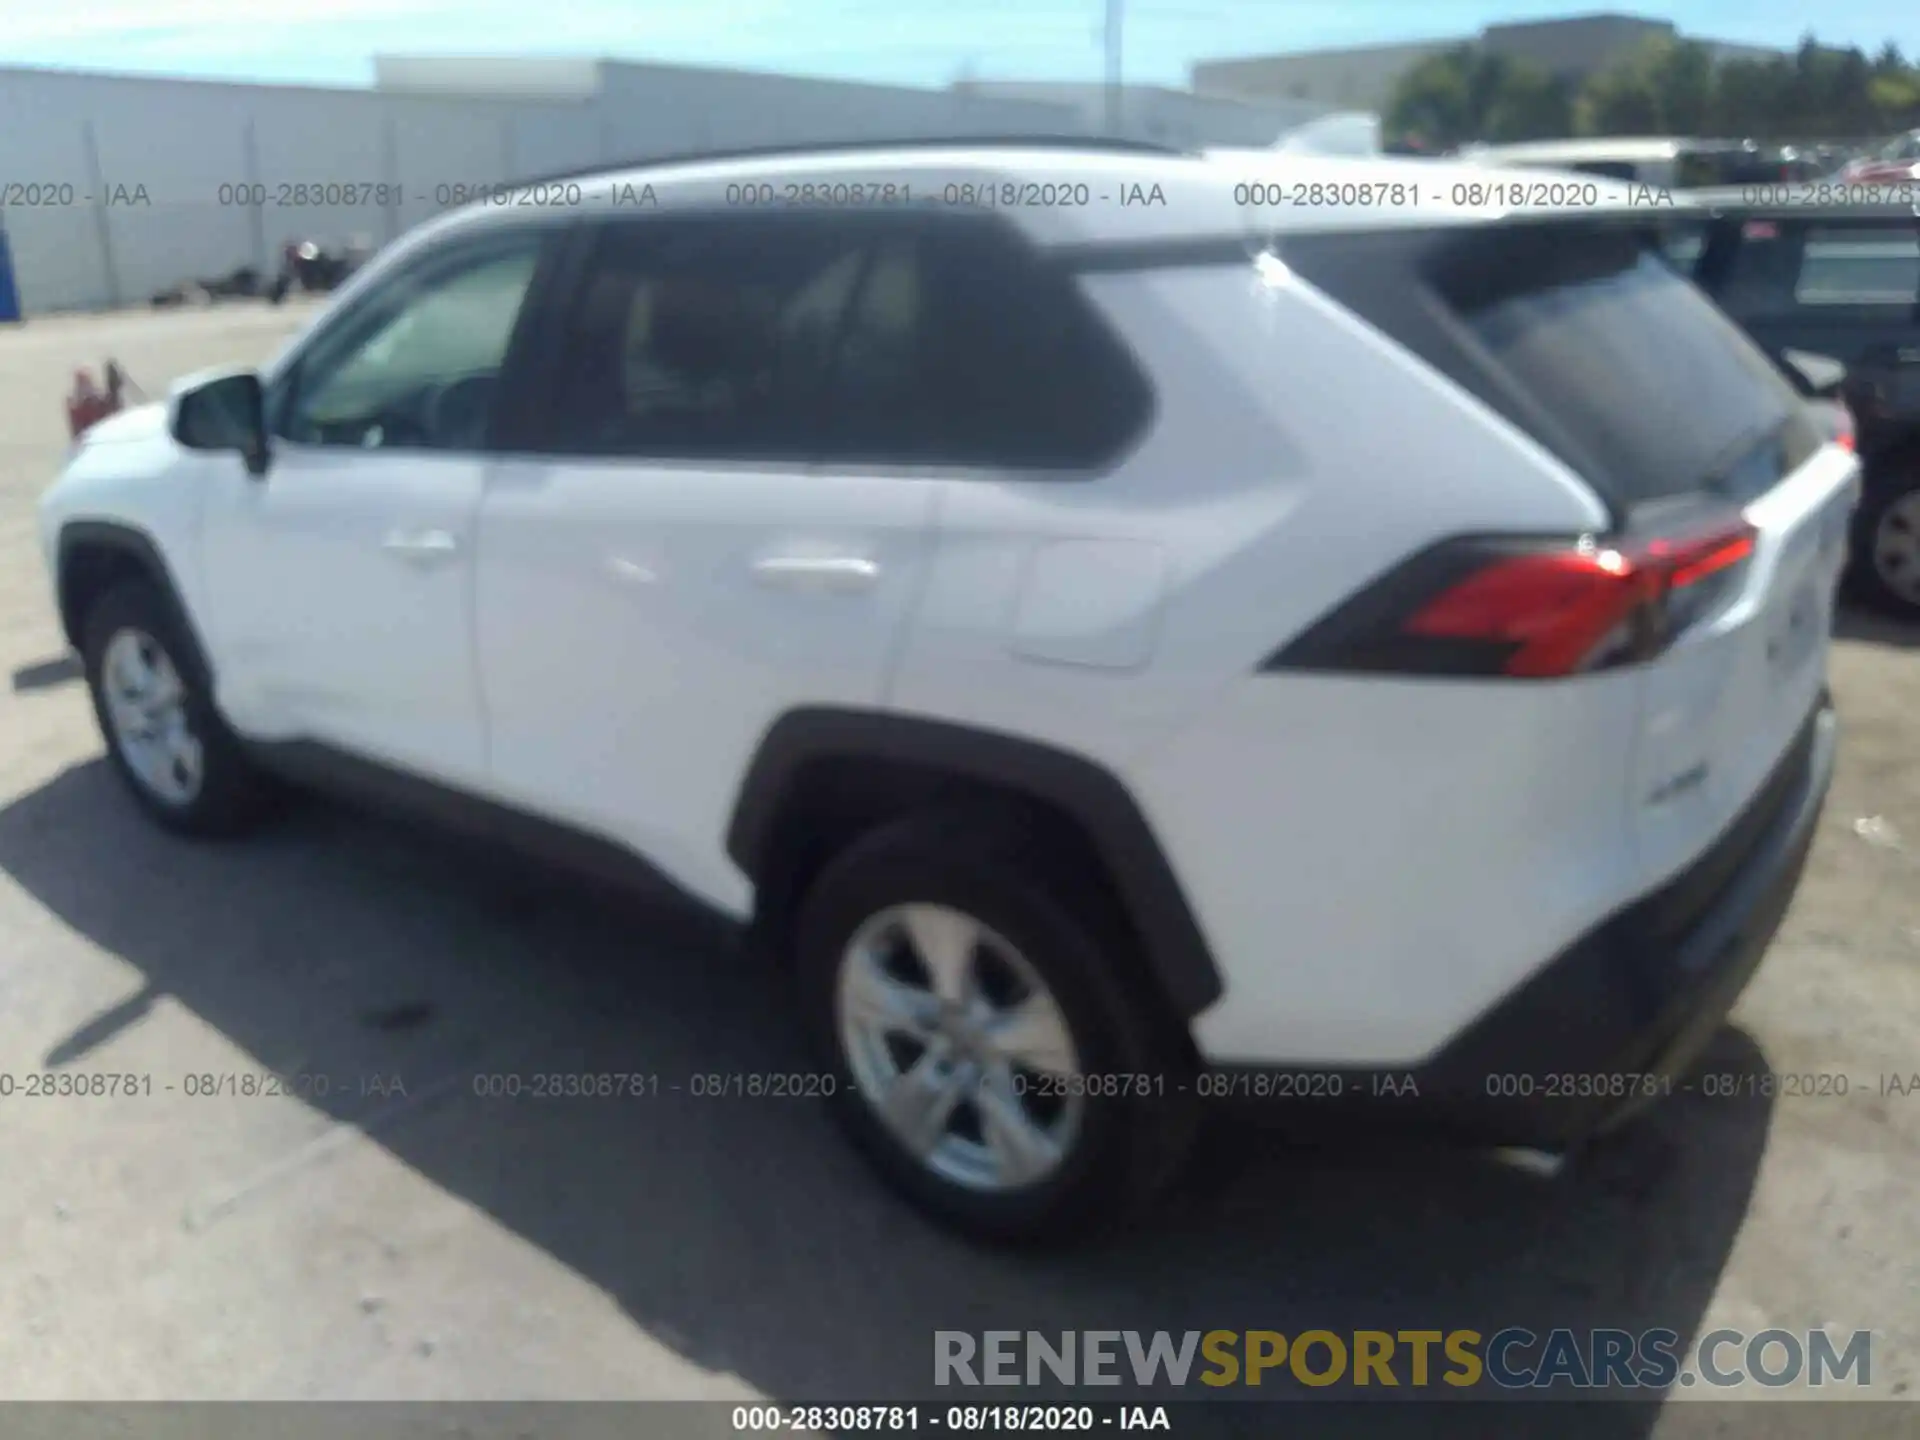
[1103,0,1123,135]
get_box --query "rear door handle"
[382,529,460,563]
[751,555,881,593]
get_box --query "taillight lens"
[1268,520,1758,680]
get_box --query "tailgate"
[1631,446,1856,892]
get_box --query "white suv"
[39,140,1853,1243]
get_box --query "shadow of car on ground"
[0,760,1782,1437]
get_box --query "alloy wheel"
[100,628,204,807]
[836,902,1085,1193]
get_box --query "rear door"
[473,211,941,911]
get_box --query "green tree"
[1869,69,1920,129]
[1575,39,1668,135]
[1706,58,1788,137]
[1867,43,1920,129]
[1384,45,1570,149]
[1384,46,1477,149]
[1395,30,1920,146]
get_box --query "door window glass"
[542,214,1151,472]
[543,218,866,461]
[282,234,544,452]
[1794,224,1920,307]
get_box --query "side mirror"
[170,369,270,477]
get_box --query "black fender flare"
[56,521,215,684]
[726,707,1224,1018]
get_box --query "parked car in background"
[1657,193,1920,617]
[267,236,376,304]
[1841,130,1920,184]
[1459,136,1813,188]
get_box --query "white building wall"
[956,82,1329,149]
[591,63,1085,159]
[0,61,1084,316]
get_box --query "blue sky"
[2,1,1917,90]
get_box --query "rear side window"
[538,216,865,461]
[535,212,1149,471]
[1280,221,1819,513]
[828,221,1152,469]
[1797,223,1920,306]
[1716,219,1920,314]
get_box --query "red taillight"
[1401,522,1757,678]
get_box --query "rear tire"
[1851,474,1920,620]
[793,808,1197,1245]
[80,577,276,837]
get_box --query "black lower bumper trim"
[1207,694,1838,1148]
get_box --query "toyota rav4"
[39,141,1852,1243]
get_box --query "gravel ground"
[0,303,1916,1434]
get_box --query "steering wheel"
[423,374,498,451]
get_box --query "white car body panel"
[475,458,940,914]
[199,443,493,786]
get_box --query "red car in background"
[1840,129,1920,184]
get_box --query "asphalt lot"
[1,303,1917,1429]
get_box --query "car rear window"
[1278,221,1821,514]
[1437,224,1810,507]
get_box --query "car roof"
[413,139,1693,257]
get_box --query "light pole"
[1103,0,1124,135]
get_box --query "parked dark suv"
[1658,194,1920,617]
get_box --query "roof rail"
[514,133,1188,188]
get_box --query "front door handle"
[751,555,881,593]
[382,529,460,564]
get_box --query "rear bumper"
[1208,692,1838,1148]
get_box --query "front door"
[200,226,553,785]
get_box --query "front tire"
[794,809,1196,1245]
[80,577,275,836]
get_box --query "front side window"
[279,231,546,452]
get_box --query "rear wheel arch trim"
[726,708,1225,1018]
[57,521,211,681]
